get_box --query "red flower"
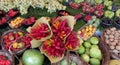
[5,9,18,17]
[42,37,65,57]
[52,19,71,39]
[0,17,7,25]
[74,14,83,20]
[30,23,51,40]
[84,15,92,22]
[94,4,104,10]
[65,32,79,50]
[69,2,80,9]
[80,2,91,7]
[0,11,2,15]
[94,10,104,17]
[22,17,35,25]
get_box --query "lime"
[90,37,99,45]
[90,58,100,65]
[81,54,90,63]
[78,45,85,54]
[84,42,91,48]
[90,47,102,59]
[85,48,90,55]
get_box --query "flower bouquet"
[25,15,83,64]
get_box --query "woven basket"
[101,28,120,59]
[99,38,110,65]
[1,29,27,55]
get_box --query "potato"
[109,35,114,39]
[116,46,120,50]
[105,39,110,44]
[117,42,120,46]
[106,30,111,35]
[110,42,116,46]
[114,40,118,44]
[110,27,116,31]
[112,49,119,55]
[104,34,109,39]
[109,38,114,42]
[110,46,115,50]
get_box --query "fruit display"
[9,17,24,28]
[102,27,120,59]
[78,36,102,65]
[2,30,32,54]
[77,24,96,40]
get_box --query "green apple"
[61,59,67,65]
[90,47,102,59]
[94,0,103,4]
[81,54,90,62]
[78,45,85,54]
[105,10,114,19]
[74,0,84,3]
[90,58,100,65]
[83,42,91,48]
[90,37,99,45]
[108,6,112,10]
[116,9,120,17]
[104,1,112,6]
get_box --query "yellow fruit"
[18,32,23,36]
[13,42,18,48]
[78,31,81,34]
[17,42,25,48]
[109,60,120,65]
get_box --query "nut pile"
[103,27,120,56]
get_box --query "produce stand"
[0,0,120,65]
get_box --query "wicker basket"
[99,38,110,65]
[101,28,120,59]
[1,29,27,55]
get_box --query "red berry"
[69,2,80,9]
